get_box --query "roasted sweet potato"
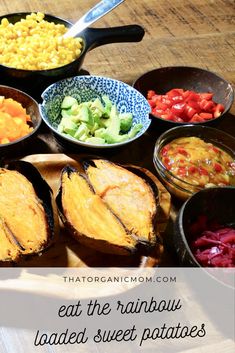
[57,167,137,255]
[57,158,159,256]
[0,161,55,262]
[84,159,158,247]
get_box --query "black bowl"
[0,85,41,157]
[133,66,234,129]
[0,13,145,100]
[174,187,235,267]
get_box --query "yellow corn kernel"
[0,12,83,70]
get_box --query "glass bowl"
[153,125,235,200]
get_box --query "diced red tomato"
[200,93,213,101]
[182,90,191,99]
[161,112,176,121]
[156,101,168,111]
[213,104,224,118]
[184,105,197,120]
[163,156,171,170]
[198,167,209,176]
[152,107,165,117]
[148,99,156,108]
[171,103,185,116]
[177,147,189,157]
[147,90,156,99]
[161,145,170,156]
[147,88,225,123]
[151,94,162,104]
[187,92,200,101]
[199,112,213,120]
[167,89,184,97]
[177,166,187,176]
[187,100,201,112]
[208,145,220,154]
[188,165,197,173]
[171,95,184,104]
[190,114,204,123]
[174,116,184,123]
[161,97,172,107]
[214,163,223,173]
[199,100,215,111]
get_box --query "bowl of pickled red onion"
[174,186,235,268]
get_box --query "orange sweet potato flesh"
[61,170,137,255]
[0,169,49,260]
[85,159,157,247]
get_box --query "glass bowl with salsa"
[153,125,235,200]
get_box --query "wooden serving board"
[15,153,171,268]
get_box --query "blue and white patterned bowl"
[40,75,151,148]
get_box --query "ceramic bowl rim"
[40,75,151,149]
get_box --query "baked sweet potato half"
[57,159,159,256]
[0,161,55,262]
[57,167,137,255]
[84,159,158,248]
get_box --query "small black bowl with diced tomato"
[133,66,234,129]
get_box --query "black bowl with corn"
[0,12,144,100]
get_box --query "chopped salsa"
[160,137,235,188]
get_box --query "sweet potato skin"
[56,167,137,256]
[57,161,160,256]
[0,161,56,262]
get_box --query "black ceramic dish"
[0,13,145,100]
[174,186,235,267]
[0,85,41,157]
[133,66,234,129]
